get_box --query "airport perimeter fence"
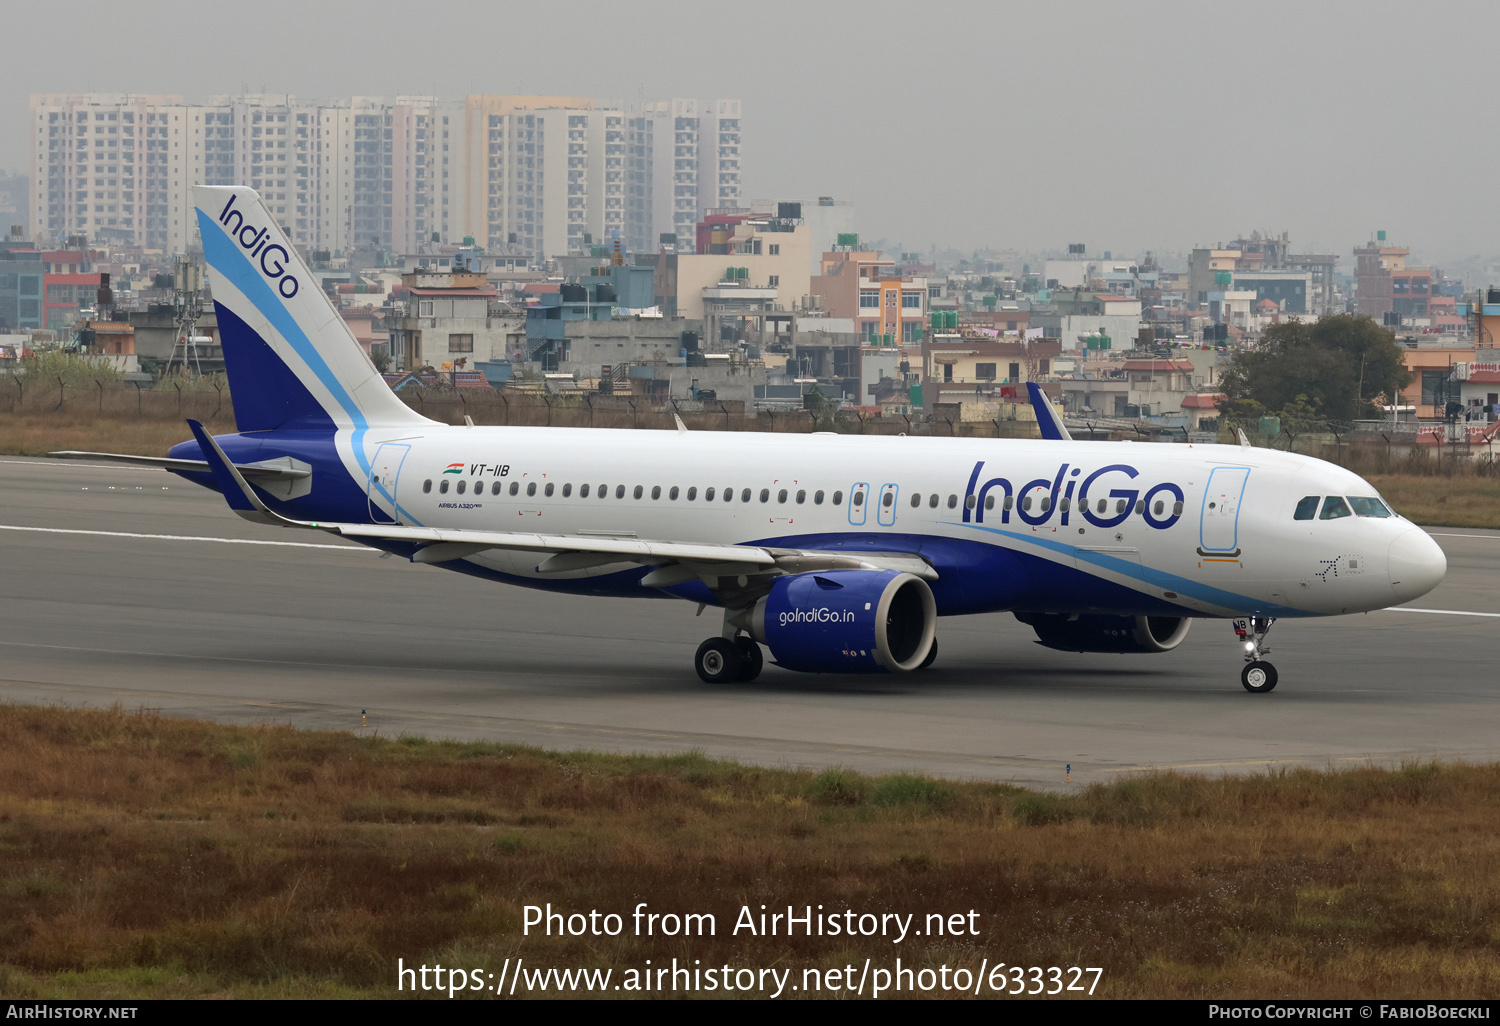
[0,376,1042,439]
[1,374,237,424]
[8,377,1495,474]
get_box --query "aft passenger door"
[1198,466,1250,556]
[368,442,410,524]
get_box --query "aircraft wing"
[181,420,935,585]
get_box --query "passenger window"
[1004,496,1013,511]
[580,484,591,498]
[779,489,788,503]
[669,486,679,500]
[705,487,715,501]
[928,493,939,508]
[911,493,921,508]
[543,482,553,497]
[1172,500,1183,516]
[634,485,644,499]
[422,480,432,493]
[832,491,843,505]
[725,487,734,502]
[1060,497,1070,511]
[439,480,449,494]
[796,489,805,504]
[1098,498,1107,513]
[1039,496,1050,512]
[562,483,571,497]
[740,488,751,502]
[882,491,893,508]
[1116,498,1126,513]
[760,488,770,503]
[456,480,466,495]
[687,487,697,500]
[509,481,519,496]
[1348,496,1392,518]
[815,490,825,505]
[852,490,864,507]
[598,484,607,498]
[1153,499,1163,516]
[616,485,626,499]
[651,485,661,500]
[966,495,977,509]
[1134,500,1144,515]
[491,481,502,495]
[1320,496,1353,520]
[948,494,958,509]
[1294,495,1319,520]
[527,482,537,497]
[1022,496,1032,511]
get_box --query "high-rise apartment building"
[30,93,740,260]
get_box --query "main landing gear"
[694,634,764,684]
[1233,616,1278,693]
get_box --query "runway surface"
[2,455,1497,790]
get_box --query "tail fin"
[193,186,424,433]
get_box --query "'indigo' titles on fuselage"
[218,194,300,299]
[962,461,1185,530]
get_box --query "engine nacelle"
[1017,612,1192,654]
[747,570,937,673]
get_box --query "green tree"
[1220,315,1410,424]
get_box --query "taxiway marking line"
[1384,606,1500,619]
[0,523,366,551]
[0,459,161,472]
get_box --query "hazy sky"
[6,0,1498,267]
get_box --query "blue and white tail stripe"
[192,186,426,486]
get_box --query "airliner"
[58,187,1447,693]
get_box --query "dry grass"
[1367,473,1500,529]
[1,704,1499,999]
[0,413,212,458]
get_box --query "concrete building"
[1354,240,1435,323]
[810,252,929,344]
[386,267,509,371]
[31,93,741,262]
[624,99,741,254]
[670,217,812,334]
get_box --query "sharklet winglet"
[1027,382,1072,441]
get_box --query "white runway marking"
[0,523,368,551]
[1385,606,1500,619]
[0,458,160,472]
[1427,533,1500,541]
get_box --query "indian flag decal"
[443,463,464,474]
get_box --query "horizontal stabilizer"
[49,450,310,480]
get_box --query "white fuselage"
[352,425,1441,619]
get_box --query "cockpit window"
[1294,496,1319,520]
[1319,496,1353,520]
[1347,496,1393,518]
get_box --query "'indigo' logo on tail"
[218,194,300,299]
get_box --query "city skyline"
[3,0,1500,267]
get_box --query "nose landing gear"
[1233,616,1278,693]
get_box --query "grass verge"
[1366,473,1500,529]
[1,703,1498,999]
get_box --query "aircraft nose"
[1389,527,1446,603]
